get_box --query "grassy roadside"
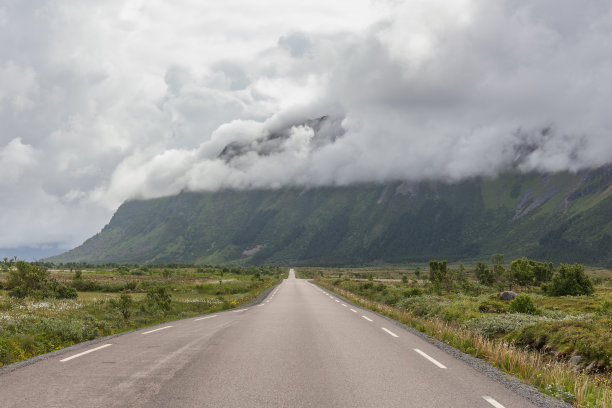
[0,266,285,367]
[307,270,612,408]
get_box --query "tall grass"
[317,280,612,408]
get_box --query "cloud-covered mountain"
[47,165,612,267]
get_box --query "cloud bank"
[1,0,611,250]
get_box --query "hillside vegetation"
[47,166,612,266]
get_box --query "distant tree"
[531,260,554,284]
[475,262,495,286]
[1,256,16,272]
[116,265,130,275]
[547,263,594,296]
[491,254,505,280]
[429,260,448,284]
[414,267,421,279]
[510,258,535,287]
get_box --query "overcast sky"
[1,0,611,255]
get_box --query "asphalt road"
[0,269,544,407]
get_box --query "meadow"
[300,261,612,408]
[0,263,284,367]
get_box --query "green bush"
[509,293,538,314]
[547,264,594,296]
[429,260,447,284]
[146,286,172,312]
[118,293,133,320]
[478,299,507,313]
[7,261,76,299]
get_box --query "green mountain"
[47,166,612,267]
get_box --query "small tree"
[414,267,421,279]
[510,258,535,287]
[475,262,495,286]
[118,293,133,320]
[532,261,554,285]
[429,260,447,284]
[547,263,594,296]
[1,256,16,272]
[146,286,172,312]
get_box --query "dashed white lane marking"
[482,396,505,408]
[382,327,399,337]
[257,304,265,307]
[233,308,249,312]
[341,304,347,307]
[362,316,373,322]
[142,326,173,335]
[350,308,357,313]
[335,299,340,303]
[60,344,112,362]
[195,315,218,321]
[414,348,447,369]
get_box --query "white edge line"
[195,315,218,321]
[142,325,173,335]
[362,316,373,322]
[350,308,357,312]
[382,327,399,337]
[483,396,506,408]
[341,304,347,307]
[414,348,447,369]
[60,344,112,362]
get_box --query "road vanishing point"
[1,269,549,407]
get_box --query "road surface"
[0,269,551,407]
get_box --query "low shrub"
[462,314,553,338]
[478,299,507,313]
[509,293,539,315]
[596,300,612,317]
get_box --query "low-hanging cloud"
[1,0,611,251]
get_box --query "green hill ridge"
[47,166,612,266]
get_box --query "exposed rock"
[499,291,517,301]
[568,355,582,366]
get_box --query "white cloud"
[0,0,611,252]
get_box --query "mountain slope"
[47,166,612,266]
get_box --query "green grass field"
[0,266,285,367]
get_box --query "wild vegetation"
[302,258,612,407]
[0,260,284,367]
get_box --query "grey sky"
[1,0,611,254]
